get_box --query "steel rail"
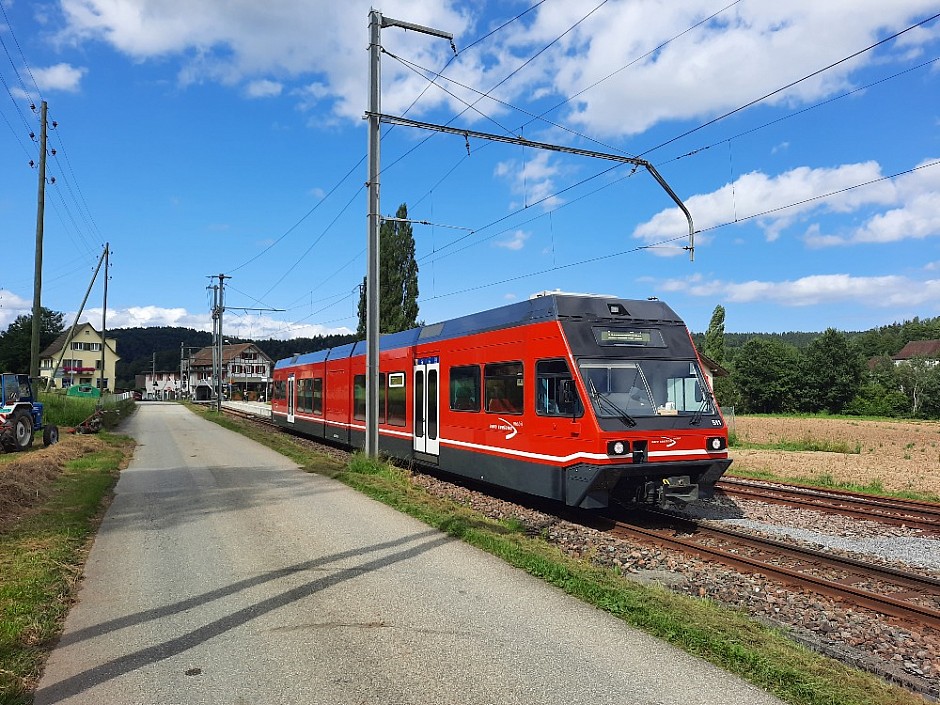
[600,510,940,631]
[718,478,940,533]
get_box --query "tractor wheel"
[11,410,34,451]
[43,424,60,447]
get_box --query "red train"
[271,292,731,509]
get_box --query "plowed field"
[728,415,940,495]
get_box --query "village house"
[39,322,120,392]
[892,340,940,366]
[183,343,273,402]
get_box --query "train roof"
[275,293,683,369]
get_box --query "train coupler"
[640,476,698,507]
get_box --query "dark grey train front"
[271,292,732,509]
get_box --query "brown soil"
[729,416,940,496]
[0,435,108,530]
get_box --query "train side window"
[387,372,406,426]
[379,373,387,424]
[353,374,387,423]
[273,379,286,401]
[299,378,313,413]
[312,378,323,415]
[536,359,582,417]
[354,375,365,421]
[450,365,480,412]
[485,362,523,414]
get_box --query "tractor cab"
[0,373,59,452]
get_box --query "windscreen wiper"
[589,380,637,427]
[689,388,715,426]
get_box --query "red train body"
[271,293,731,509]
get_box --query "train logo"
[489,418,520,440]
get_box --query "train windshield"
[577,359,714,418]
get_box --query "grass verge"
[192,405,926,705]
[0,433,134,705]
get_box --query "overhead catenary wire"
[414,156,940,308]
[227,0,553,283]
[636,9,940,158]
[412,15,940,271]
[399,0,747,215]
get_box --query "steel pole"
[365,9,382,457]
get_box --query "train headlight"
[607,440,630,456]
[706,436,727,451]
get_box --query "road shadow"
[35,528,450,704]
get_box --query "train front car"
[555,295,731,508]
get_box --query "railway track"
[717,477,940,533]
[219,404,940,631]
[592,508,940,632]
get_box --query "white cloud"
[75,305,351,339]
[19,63,87,95]
[495,229,530,250]
[522,1,940,137]
[55,0,472,119]
[50,1,940,134]
[245,79,282,98]
[657,273,940,308]
[633,160,940,251]
[0,290,33,331]
[495,152,563,210]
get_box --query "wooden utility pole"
[30,100,48,380]
[99,243,110,391]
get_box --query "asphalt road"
[35,403,785,704]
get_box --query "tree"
[0,308,64,374]
[357,203,419,337]
[702,304,725,363]
[732,338,801,414]
[799,328,863,414]
[895,357,939,417]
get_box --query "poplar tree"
[357,203,419,337]
[703,305,726,363]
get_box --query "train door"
[413,357,440,457]
[287,374,295,424]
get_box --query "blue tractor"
[0,373,59,452]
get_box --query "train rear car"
[271,293,731,509]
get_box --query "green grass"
[38,393,136,430]
[0,434,133,705]
[191,404,926,705]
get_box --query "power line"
[398,0,747,230]
[413,23,940,270]
[637,9,940,158]
[226,1,549,285]
[415,157,940,307]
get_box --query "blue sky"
[1,0,939,341]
